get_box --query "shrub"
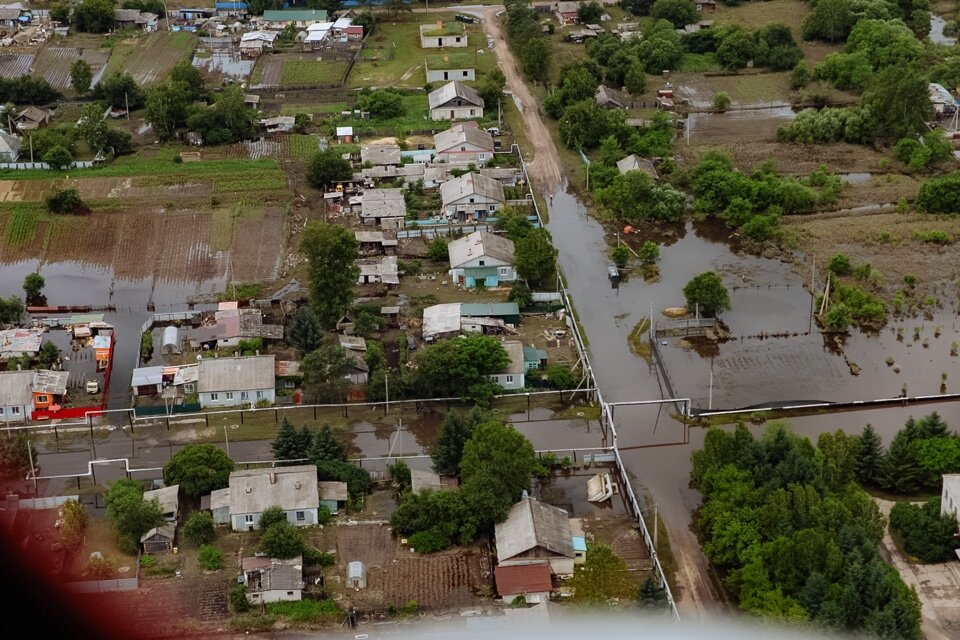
[914,230,951,245]
[890,499,957,563]
[828,253,852,276]
[427,237,449,262]
[303,547,336,567]
[258,506,287,531]
[317,505,332,525]
[198,544,224,570]
[46,187,84,214]
[611,245,630,267]
[408,529,449,554]
[713,92,731,111]
[916,172,960,213]
[229,584,251,613]
[140,554,157,569]
[182,511,216,546]
[545,364,577,389]
[638,241,660,264]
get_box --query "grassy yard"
[280,58,350,86]
[336,92,443,134]
[711,0,810,34]
[280,102,350,116]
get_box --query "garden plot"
[252,53,349,87]
[103,32,197,86]
[32,47,79,90]
[0,53,33,78]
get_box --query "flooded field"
[684,106,797,144]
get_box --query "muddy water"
[684,106,797,143]
[930,15,958,46]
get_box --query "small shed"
[347,560,366,589]
[162,326,180,355]
[337,126,354,143]
[523,347,547,371]
[141,523,175,554]
[318,481,348,514]
[201,487,231,525]
[380,306,400,328]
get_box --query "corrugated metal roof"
[140,523,175,542]
[32,369,68,395]
[499,340,525,375]
[229,465,319,515]
[0,370,34,406]
[198,355,275,393]
[262,9,327,20]
[422,303,462,340]
[523,347,547,363]
[317,481,348,501]
[440,172,505,206]
[132,366,164,387]
[495,562,552,597]
[434,124,494,154]
[428,81,483,110]
[144,484,179,516]
[447,230,514,269]
[495,497,574,562]
[360,144,402,166]
[360,189,406,219]
[460,302,519,318]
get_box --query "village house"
[462,302,521,327]
[489,340,526,391]
[524,346,548,371]
[336,126,354,143]
[144,484,180,523]
[360,143,402,166]
[433,122,494,166]
[495,496,576,576]
[360,188,407,227]
[260,8,328,28]
[419,20,467,48]
[355,230,398,255]
[0,370,33,424]
[495,563,553,604]
[224,465,320,531]
[241,556,304,603]
[440,172,505,222]
[260,116,295,134]
[303,21,334,48]
[240,31,277,58]
[421,302,520,342]
[30,369,70,414]
[197,354,276,409]
[186,305,284,350]
[447,230,516,288]
[428,81,484,121]
[595,85,625,110]
[941,474,960,525]
[140,524,175,553]
[554,1,581,25]
[318,481,348,514]
[201,488,231,525]
[0,327,43,360]
[357,255,399,286]
[0,130,20,162]
[215,1,249,17]
[425,54,476,83]
[274,359,302,396]
[479,167,524,186]
[140,484,180,553]
[616,154,659,180]
[0,7,29,28]
[356,163,425,187]
[696,0,718,12]
[114,9,159,31]
[15,106,50,131]
[131,363,198,399]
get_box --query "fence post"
[241,410,244,425]
[314,404,317,421]
[275,409,279,423]
[205,413,209,428]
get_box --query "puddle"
[840,172,872,184]
[192,50,254,80]
[931,15,957,46]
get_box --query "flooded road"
[931,15,958,46]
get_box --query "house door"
[444,71,449,80]
[450,110,455,118]
[438,37,443,46]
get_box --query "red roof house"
[495,562,553,604]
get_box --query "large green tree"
[105,479,165,553]
[22,273,45,301]
[187,86,255,145]
[683,272,731,317]
[306,149,353,188]
[289,306,323,356]
[459,420,538,528]
[569,543,637,602]
[515,228,558,288]
[73,0,116,33]
[307,425,348,464]
[856,423,884,486]
[259,520,304,558]
[862,64,932,142]
[650,0,696,27]
[890,498,957,563]
[182,510,216,546]
[410,335,509,400]
[519,38,552,87]
[300,222,359,327]
[76,103,109,152]
[430,408,490,477]
[0,432,37,478]
[145,80,191,142]
[97,73,145,110]
[162,444,235,498]
[272,418,312,461]
[301,345,352,401]
[802,0,854,43]
[70,59,93,95]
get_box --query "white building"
[360,188,407,226]
[440,172,505,221]
[227,465,320,531]
[0,370,33,424]
[241,556,304,604]
[941,474,960,525]
[488,340,525,391]
[0,130,20,162]
[495,497,575,576]
[434,123,494,166]
[197,355,275,408]
[419,20,467,48]
[428,81,484,121]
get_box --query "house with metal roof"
[616,154,659,180]
[360,143,402,166]
[0,370,33,424]
[523,346,548,371]
[595,85,625,110]
[197,354,275,408]
[360,188,407,227]
[0,327,43,359]
[440,172,505,222]
[318,481,348,514]
[355,229,399,256]
[495,496,575,575]
[141,523,175,554]
[227,465,320,531]
[241,555,304,603]
[428,81,484,121]
[461,302,521,326]
[261,8,328,27]
[357,255,399,286]
[554,1,581,25]
[419,20,467,48]
[0,130,20,162]
[489,340,526,391]
[114,8,158,31]
[31,370,69,412]
[144,484,180,523]
[201,487,231,524]
[410,469,459,493]
[434,123,494,166]
[447,230,516,289]
[495,563,553,604]
[15,106,50,131]
[355,162,426,187]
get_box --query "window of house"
[225,392,234,400]
[470,109,475,116]
[284,381,295,389]
[463,71,468,77]
[460,146,466,151]
[184,383,195,393]
[469,197,474,203]
[479,260,485,266]
[287,591,294,596]
[489,204,496,211]
[0,407,4,415]
[240,391,248,400]
[506,375,514,383]
[11,407,19,414]
[297,511,305,521]
[210,392,218,401]
[499,267,509,276]
[455,37,461,43]
[36,395,47,404]
[245,514,254,523]
[256,390,263,398]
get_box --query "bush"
[427,237,449,262]
[267,599,340,622]
[916,172,960,213]
[638,241,660,264]
[140,554,157,568]
[317,505,332,526]
[198,544,224,570]
[611,245,630,267]
[890,499,957,563]
[828,253,852,276]
[545,364,577,389]
[303,547,336,567]
[409,530,448,553]
[683,272,730,317]
[258,506,288,531]
[46,187,84,214]
[914,230,951,245]
[229,584,251,613]
[713,92,731,111]
[182,511,216,546]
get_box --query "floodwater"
[930,15,958,46]
[684,106,797,144]
[839,172,872,184]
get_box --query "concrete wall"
[247,588,302,604]
[426,68,475,82]
[431,106,483,121]
[231,507,318,531]
[199,387,275,408]
[0,403,30,423]
[420,34,467,48]
[489,372,524,391]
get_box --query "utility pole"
[708,357,714,410]
[29,134,33,163]
[125,92,130,120]
[653,503,659,552]
[223,424,231,458]
[26,439,37,494]
[384,372,389,413]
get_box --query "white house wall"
[426,68,475,82]
[430,106,484,121]
[231,507,319,531]
[200,388,275,408]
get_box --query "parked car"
[608,265,620,280]
[486,127,500,136]
[85,380,100,394]
[455,14,475,23]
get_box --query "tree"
[410,336,509,401]
[624,65,647,96]
[595,171,685,222]
[494,205,534,240]
[105,479,165,554]
[229,584,251,612]
[73,0,116,33]
[258,506,289,531]
[316,459,372,503]
[51,2,71,24]
[307,149,353,188]
[300,222,359,327]
[639,575,669,608]
[162,444,235,499]
[477,69,506,113]
[289,307,323,357]
[70,59,93,94]
[569,543,637,602]
[357,90,404,119]
[308,425,348,464]
[76,103,109,152]
[431,408,489,477]
[97,73,145,110]
[169,61,207,102]
[683,272,730,317]
[890,498,957,562]
[36,341,60,369]
[198,544,224,570]
[87,554,116,579]
[0,296,24,325]
[182,511,216,546]
[0,432,35,478]
[272,418,311,460]
[515,228,558,288]
[59,499,88,552]
[259,520,304,559]
[651,0,697,27]
[545,364,576,389]
[385,0,411,19]
[856,424,884,486]
[301,345,352,401]
[508,281,533,308]
[862,64,930,142]
[622,0,654,14]
[611,245,630,268]
[802,0,853,43]
[427,237,449,262]
[519,38,552,87]
[638,241,660,264]
[46,187,84,215]
[713,92,731,111]
[186,86,255,145]
[828,253,852,276]
[388,459,411,492]
[22,273,45,301]
[42,145,73,170]
[716,29,756,70]
[145,80,191,142]
[578,0,603,23]
[459,420,538,528]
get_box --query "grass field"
[336,92,443,133]
[280,58,350,86]
[348,16,495,89]
[280,102,350,116]
[102,31,197,85]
